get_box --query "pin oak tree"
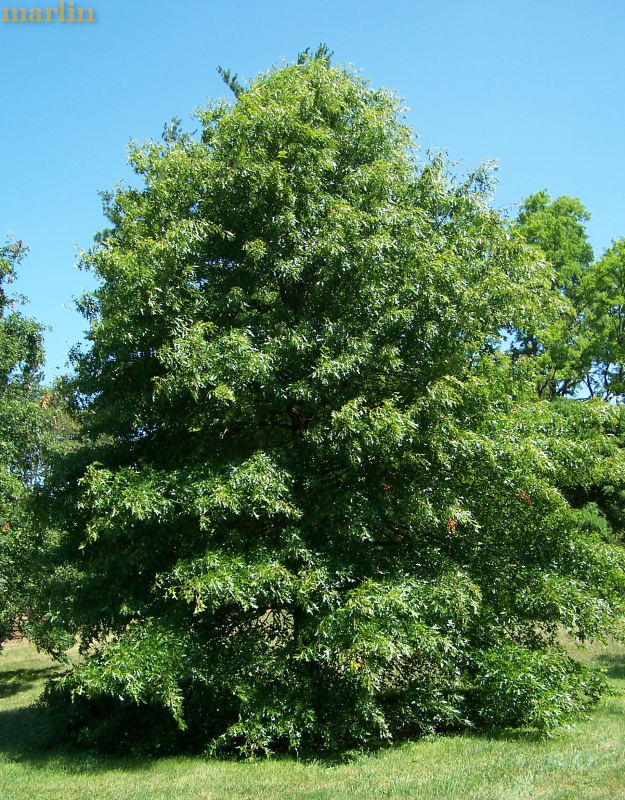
[40,50,625,754]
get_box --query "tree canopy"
[517,190,594,297]
[578,238,625,399]
[514,193,625,402]
[513,191,593,398]
[37,51,625,755]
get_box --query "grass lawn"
[1,639,624,800]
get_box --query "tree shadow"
[0,702,157,774]
[596,653,625,681]
[464,726,545,743]
[0,690,374,771]
[4,650,617,773]
[0,704,51,757]
[0,666,58,699]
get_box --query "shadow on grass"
[0,703,54,757]
[466,727,545,744]
[0,666,58,699]
[0,695,376,772]
[0,699,545,773]
[4,650,619,773]
[0,694,157,774]
[596,653,625,681]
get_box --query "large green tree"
[40,51,625,754]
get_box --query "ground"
[1,638,624,799]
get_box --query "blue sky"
[1,0,624,379]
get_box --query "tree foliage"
[38,52,625,754]
[578,238,625,400]
[0,240,51,644]
[513,191,594,398]
[515,193,625,402]
[513,195,625,548]
[517,190,594,297]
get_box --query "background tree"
[517,190,594,296]
[513,191,594,398]
[39,52,625,754]
[577,238,625,400]
[513,197,625,546]
[514,193,625,402]
[557,239,625,546]
[0,240,50,644]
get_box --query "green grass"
[1,639,625,800]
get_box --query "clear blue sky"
[2,0,624,380]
